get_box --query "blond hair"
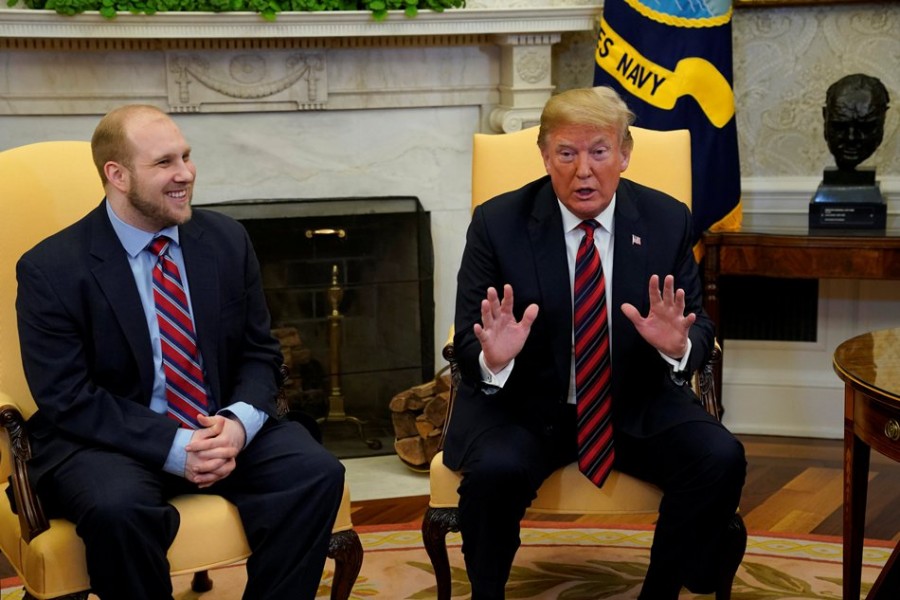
[537,87,635,152]
[91,104,169,184]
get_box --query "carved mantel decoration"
[167,51,327,112]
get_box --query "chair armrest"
[696,339,723,422]
[0,401,49,542]
[437,341,460,452]
[276,363,291,418]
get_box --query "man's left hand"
[184,414,247,488]
[621,274,694,359]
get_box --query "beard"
[126,181,193,230]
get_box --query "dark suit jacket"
[443,176,717,470]
[15,202,283,487]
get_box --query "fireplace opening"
[206,197,435,458]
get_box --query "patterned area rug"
[1,522,892,599]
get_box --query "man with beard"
[15,105,344,600]
[823,73,890,172]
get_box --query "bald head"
[91,104,174,185]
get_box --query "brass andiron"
[325,264,382,450]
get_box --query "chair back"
[0,141,103,477]
[471,125,692,210]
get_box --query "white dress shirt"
[478,194,691,402]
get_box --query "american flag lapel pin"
[632,234,642,246]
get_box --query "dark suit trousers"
[616,420,746,595]
[455,407,745,599]
[40,419,344,600]
[456,404,577,600]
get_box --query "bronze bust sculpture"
[823,73,890,172]
[810,74,890,230]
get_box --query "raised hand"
[621,274,695,359]
[473,284,539,373]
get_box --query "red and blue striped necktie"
[574,220,615,487]
[148,236,209,429]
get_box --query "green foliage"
[7,0,464,20]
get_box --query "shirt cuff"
[479,352,514,388]
[218,402,268,446]
[658,338,692,373]
[163,428,193,477]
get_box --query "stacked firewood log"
[390,371,452,469]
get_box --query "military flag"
[594,0,742,247]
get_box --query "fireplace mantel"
[0,6,599,131]
[0,7,598,39]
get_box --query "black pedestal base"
[809,179,886,231]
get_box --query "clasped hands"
[184,414,247,488]
[474,274,695,373]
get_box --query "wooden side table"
[703,227,900,405]
[833,327,900,599]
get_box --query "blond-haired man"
[443,87,746,599]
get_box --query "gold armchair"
[421,126,742,599]
[0,141,363,599]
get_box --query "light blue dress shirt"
[105,201,267,477]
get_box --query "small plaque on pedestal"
[809,168,886,231]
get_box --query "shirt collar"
[558,193,616,235]
[105,199,181,258]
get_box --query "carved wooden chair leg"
[714,513,747,600]
[190,569,213,592]
[422,506,460,600]
[328,529,364,600]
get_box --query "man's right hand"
[473,284,539,373]
[183,414,244,488]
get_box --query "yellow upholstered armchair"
[421,126,742,599]
[0,141,362,600]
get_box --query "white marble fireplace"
[0,4,598,370]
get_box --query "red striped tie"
[148,236,209,429]
[574,220,615,487]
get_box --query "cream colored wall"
[733,5,899,179]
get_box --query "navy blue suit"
[16,202,344,600]
[443,176,745,598]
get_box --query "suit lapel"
[611,179,648,364]
[528,180,574,394]
[179,219,222,406]
[88,205,156,399]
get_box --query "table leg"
[702,246,723,412]
[844,427,870,600]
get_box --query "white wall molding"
[740,175,900,228]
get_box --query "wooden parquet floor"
[352,434,900,543]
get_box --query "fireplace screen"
[205,197,434,457]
